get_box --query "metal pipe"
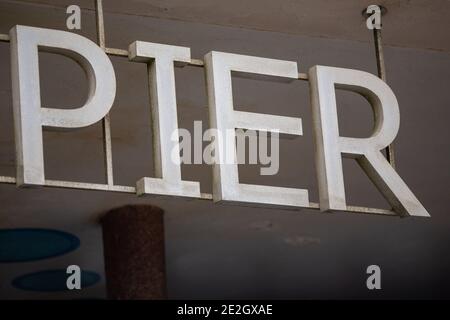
[372,18,396,169]
[94,0,106,49]
[94,0,114,185]
[0,175,396,216]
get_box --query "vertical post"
[101,205,167,299]
[371,10,396,169]
[94,0,114,185]
[94,0,105,49]
[94,2,168,299]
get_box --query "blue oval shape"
[12,270,101,292]
[0,229,80,262]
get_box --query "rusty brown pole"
[101,205,167,299]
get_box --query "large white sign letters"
[10,25,116,186]
[5,25,430,217]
